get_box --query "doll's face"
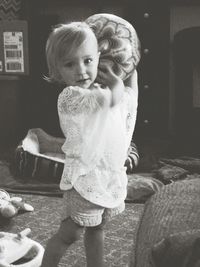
[59,30,100,89]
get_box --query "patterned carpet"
[0,193,144,267]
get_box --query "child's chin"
[78,81,92,89]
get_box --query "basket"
[14,128,139,182]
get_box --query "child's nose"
[76,62,86,74]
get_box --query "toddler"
[41,21,139,267]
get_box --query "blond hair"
[45,22,96,83]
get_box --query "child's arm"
[124,69,138,91]
[97,65,124,107]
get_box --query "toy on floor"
[0,190,34,218]
[0,228,44,267]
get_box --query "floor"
[0,193,144,267]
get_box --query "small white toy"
[0,190,34,218]
[0,228,44,267]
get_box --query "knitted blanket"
[130,178,200,267]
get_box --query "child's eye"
[85,58,93,64]
[64,62,73,68]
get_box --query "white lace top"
[57,76,138,208]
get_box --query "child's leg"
[41,217,83,267]
[84,224,105,267]
[83,202,125,267]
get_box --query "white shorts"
[62,189,125,227]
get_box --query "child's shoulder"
[58,86,84,101]
[60,85,81,94]
[57,83,110,114]
[59,83,107,97]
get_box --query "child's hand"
[97,64,123,90]
[97,64,124,106]
[124,69,138,89]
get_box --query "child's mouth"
[77,79,89,85]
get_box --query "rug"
[1,193,144,267]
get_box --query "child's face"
[59,31,100,89]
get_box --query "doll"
[0,189,34,218]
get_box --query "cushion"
[160,157,200,173]
[129,178,200,267]
[126,173,163,203]
[155,163,189,184]
[85,13,141,80]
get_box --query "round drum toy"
[85,13,141,80]
[0,228,44,267]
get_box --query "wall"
[169,4,200,134]
[0,78,21,148]
[0,0,26,148]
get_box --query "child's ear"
[97,51,101,63]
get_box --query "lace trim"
[58,85,110,115]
